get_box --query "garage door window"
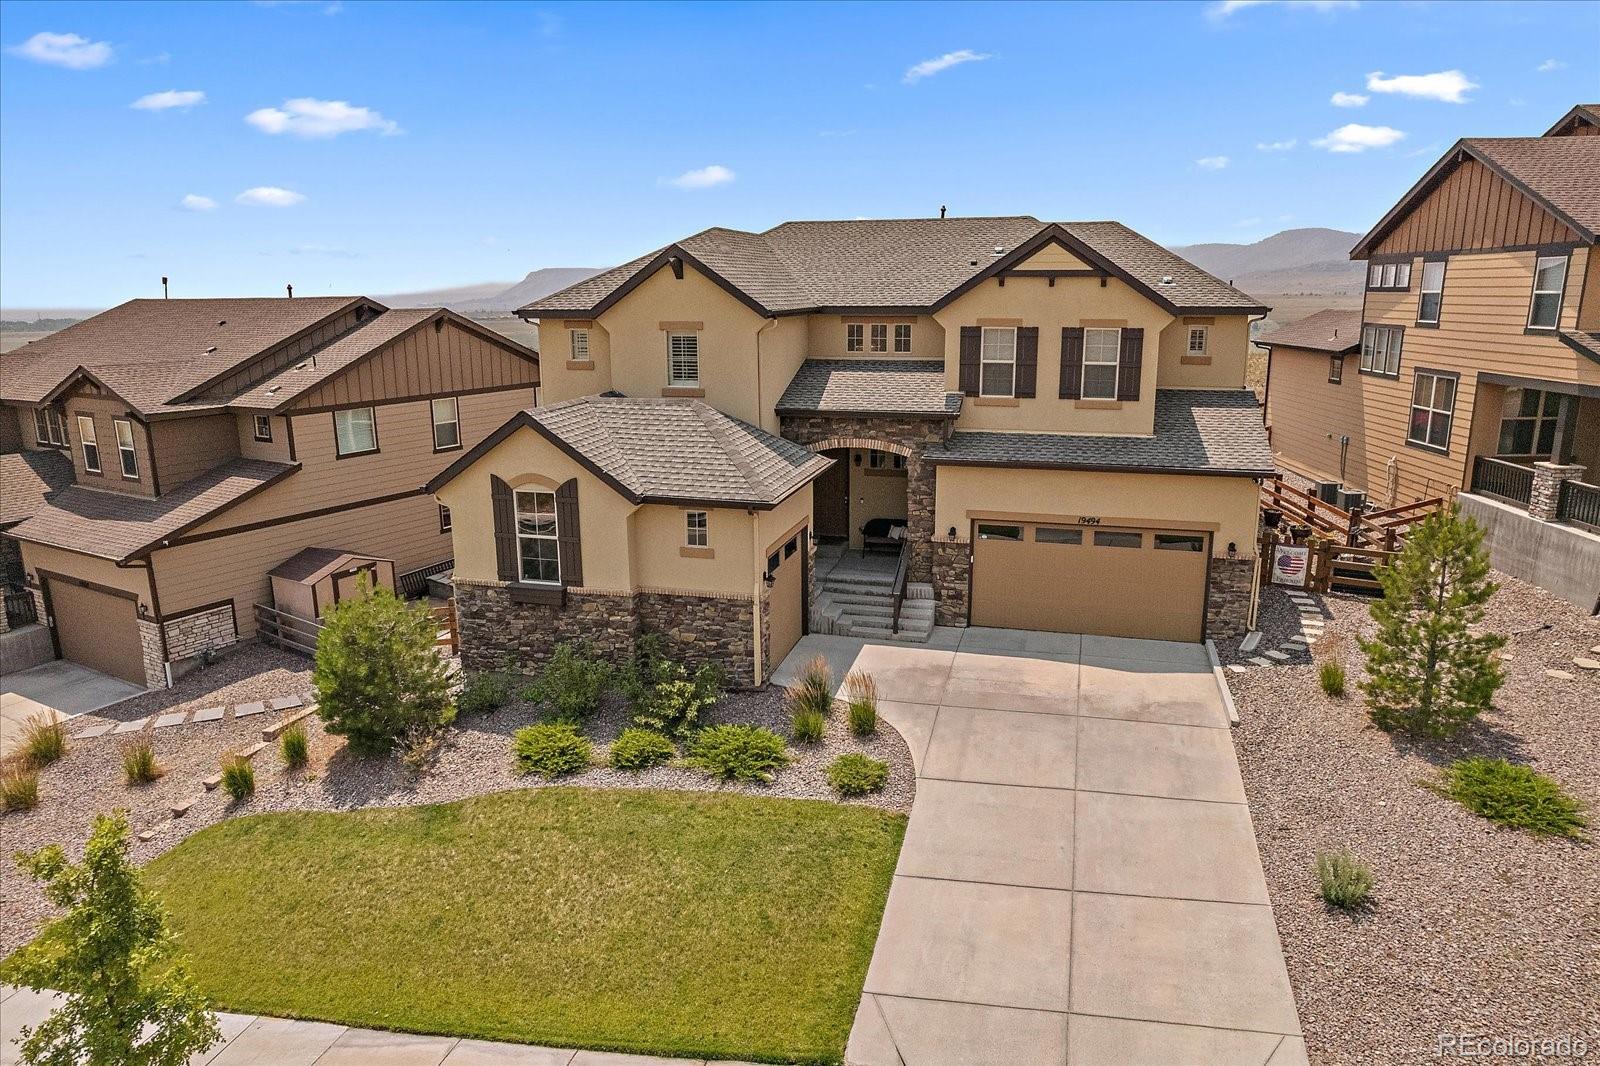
[1154,534,1206,552]
[1035,527,1083,545]
[1093,530,1142,548]
[977,524,1023,541]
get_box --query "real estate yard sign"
[1272,544,1309,587]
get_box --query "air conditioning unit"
[1311,480,1342,504]
[1336,488,1368,511]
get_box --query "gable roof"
[776,360,962,418]
[6,457,297,562]
[1258,309,1363,354]
[426,395,832,509]
[1545,104,1600,137]
[1351,135,1600,258]
[520,217,1266,319]
[0,449,75,527]
[269,546,393,584]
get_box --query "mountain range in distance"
[379,267,603,316]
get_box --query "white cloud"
[903,49,991,84]
[1256,138,1298,151]
[1536,59,1565,73]
[1208,1,1356,19]
[1196,155,1230,170]
[180,194,217,212]
[664,164,735,190]
[7,31,113,69]
[246,97,399,138]
[1365,69,1477,103]
[1330,91,1368,107]
[1313,123,1405,153]
[236,186,306,207]
[132,89,206,111]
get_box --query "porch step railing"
[888,539,912,634]
[1559,479,1600,533]
[1470,456,1535,508]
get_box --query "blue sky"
[2,0,1596,308]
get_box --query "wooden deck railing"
[432,602,459,655]
[1470,456,1535,508]
[1261,477,1444,551]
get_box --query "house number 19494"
[1078,516,1102,525]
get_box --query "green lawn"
[145,788,905,1063]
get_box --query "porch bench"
[860,518,908,556]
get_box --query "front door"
[813,450,849,541]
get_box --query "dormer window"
[846,323,864,352]
[33,407,66,447]
[253,414,273,442]
[667,332,699,386]
[76,414,101,474]
[114,419,139,480]
[570,329,591,362]
[1187,327,1208,355]
[870,323,888,353]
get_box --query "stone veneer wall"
[928,538,971,626]
[455,582,760,688]
[136,618,166,689]
[779,414,952,583]
[162,604,239,662]
[1205,557,1257,641]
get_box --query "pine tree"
[11,813,220,1066]
[1358,503,1505,737]
[313,581,455,755]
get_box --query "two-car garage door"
[970,521,1211,643]
[45,577,147,686]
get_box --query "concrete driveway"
[774,628,1304,1066]
[1,660,144,759]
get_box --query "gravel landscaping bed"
[1228,573,1599,1065]
[1,645,913,957]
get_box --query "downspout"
[750,509,765,686]
[1251,312,1271,425]
[754,317,777,432]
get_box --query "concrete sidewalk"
[0,985,760,1066]
[775,628,1306,1066]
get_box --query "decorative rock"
[137,830,156,842]
[191,706,225,723]
[170,798,194,818]
[1227,664,1249,674]
[1573,658,1600,671]
[72,724,114,740]
[234,701,268,718]
[262,706,315,740]
[153,712,187,729]
[112,717,149,735]
[1266,650,1291,661]
[239,741,267,758]
[267,695,304,711]
[202,773,223,791]
[1249,656,1275,667]
[1286,636,1310,645]
[1240,632,1263,653]
[1545,669,1577,681]
[1591,644,1600,655]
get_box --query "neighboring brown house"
[0,297,538,686]
[1261,309,1364,486]
[1263,105,1600,610]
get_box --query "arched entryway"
[808,441,911,552]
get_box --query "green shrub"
[221,756,255,802]
[280,725,309,770]
[1,767,40,812]
[791,707,825,744]
[20,715,67,768]
[685,725,790,783]
[523,643,612,722]
[122,740,162,786]
[828,754,888,797]
[845,671,878,736]
[1436,757,1586,838]
[623,635,723,738]
[1315,851,1373,910]
[314,582,456,756]
[608,728,676,771]
[1319,661,1347,698]
[511,721,593,778]
[456,671,512,717]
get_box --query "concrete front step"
[834,601,934,619]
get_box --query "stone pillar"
[1529,462,1585,522]
[137,618,168,689]
[1205,557,1257,641]
[928,538,971,626]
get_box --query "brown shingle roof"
[1557,330,1600,365]
[926,390,1273,477]
[7,457,296,561]
[0,449,74,527]
[1544,104,1600,137]
[224,308,440,410]
[0,297,364,410]
[1259,309,1363,354]
[521,216,1265,318]
[269,546,391,584]
[776,360,962,418]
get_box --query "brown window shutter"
[555,478,583,587]
[1015,327,1038,398]
[1117,328,1144,401]
[958,327,981,396]
[1059,327,1084,399]
[490,475,518,581]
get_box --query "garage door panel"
[48,579,146,685]
[972,523,1208,643]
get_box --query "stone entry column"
[1529,462,1585,521]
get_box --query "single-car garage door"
[766,527,808,669]
[47,577,146,686]
[971,521,1210,642]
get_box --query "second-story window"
[668,332,699,386]
[1187,327,1208,355]
[1407,371,1456,451]
[334,407,378,457]
[1527,254,1568,330]
[1328,355,1344,385]
[846,323,864,352]
[870,323,888,352]
[894,324,912,352]
[253,414,273,442]
[1082,328,1121,400]
[1359,326,1403,377]
[1368,261,1411,291]
[76,414,100,473]
[34,407,66,446]
[570,329,590,362]
[1417,260,1446,325]
[686,510,708,547]
[431,396,461,451]
[979,327,1016,397]
[113,419,139,479]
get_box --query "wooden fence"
[254,599,459,657]
[1260,477,1446,552]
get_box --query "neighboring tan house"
[1262,105,1600,610]
[429,216,1273,686]
[0,297,538,687]
[1261,309,1364,486]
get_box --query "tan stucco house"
[431,215,1274,686]
[0,297,538,687]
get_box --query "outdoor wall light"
[763,572,775,588]
[853,453,862,466]
[948,526,957,538]
[1227,541,1238,559]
